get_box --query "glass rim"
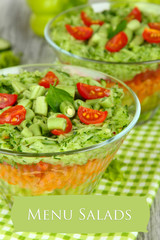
[44,1,160,65]
[0,63,141,157]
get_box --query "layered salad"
[50,3,160,119]
[0,66,132,198]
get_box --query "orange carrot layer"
[0,154,114,195]
[125,66,160,103]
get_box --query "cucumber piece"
[130,35,144,47]
[35,96,48,116]
[136,24,148,36]
[29,124,41,136]
[99,97,113,108]
[22,127,33,137]
[18,99,32,108]
[127,19,141,31]
[39,122,49,135]
[25,109,35,120]
[47,117,66,131]
[56,85,75,98]
[12,81,25,94]
[124,28,133,42]
[30,85,46,100]
[0,38,11,52]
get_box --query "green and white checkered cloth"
[0,108,160,240]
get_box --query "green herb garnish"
[46,85,73,112]
[108,20,127,39]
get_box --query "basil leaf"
[108,20,127,39]
[46,85,73,112]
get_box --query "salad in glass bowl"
[45,2,160,124]
[0,64,140,206]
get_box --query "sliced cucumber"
[0,38,11,51]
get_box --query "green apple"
[30,13,56,37]
[26,0,62,14]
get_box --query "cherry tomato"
[143,28,160,43]
[39,71,59,88]
[81,11,104,27]
[78,106,108,125]
[51,114,72,135]
[126,7,142,22]
[77,83,110,100]
[148,22,160,31]
[65,24,93,40]
[105,31,128,52]
[0,93,18,109]
[0,105,26,125]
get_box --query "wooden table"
[0,0,159,239]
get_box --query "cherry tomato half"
[0,93,18,109]
[0,105,26,125]
[126,7,142,22]
[143,28,160,43]
[148,22,160,31]
[39,71,59,88]
[78,106,108,125]
[105,31,128,52]
[77,83,110,100]
[51,114,72,135]
[81,11,104,27]
[65,24,93,40]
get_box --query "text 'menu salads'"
[0,65,134,199]
[49,3,160,121]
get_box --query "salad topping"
[65,24,93,40]
[0,68,131,155]
[126,7,142,22]
[81,11,104,27]
[0,93,18,109]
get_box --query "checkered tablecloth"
[0,108,160,240]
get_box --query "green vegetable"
[60,101,75,118]
[86,98,102,105]
[0,68,131,164]
[56,85,75,98]
[25,109,35,120]
[29,124,42,136]
[18,99,32,109]
[93,103,101,110]
[130,35,144,46]
[100,79,107,88]
[0,38,11,52]
[74,99,91,110]
[127,19,141,31]
[108,20,127,39]
[0,51,20,69]
[123,28,133,42]
[47,116,66,131]
[99,97,114,108]
[21,127,33,138]
[11,81,25,94]
[30,85,46,100]
[46,85,73,112]
[51,5,160,81]
[35,96,48,116]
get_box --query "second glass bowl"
[0,64,140,206]
[45,2,160,124]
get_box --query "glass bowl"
[45,1,160,124]
[0,64,140,206]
